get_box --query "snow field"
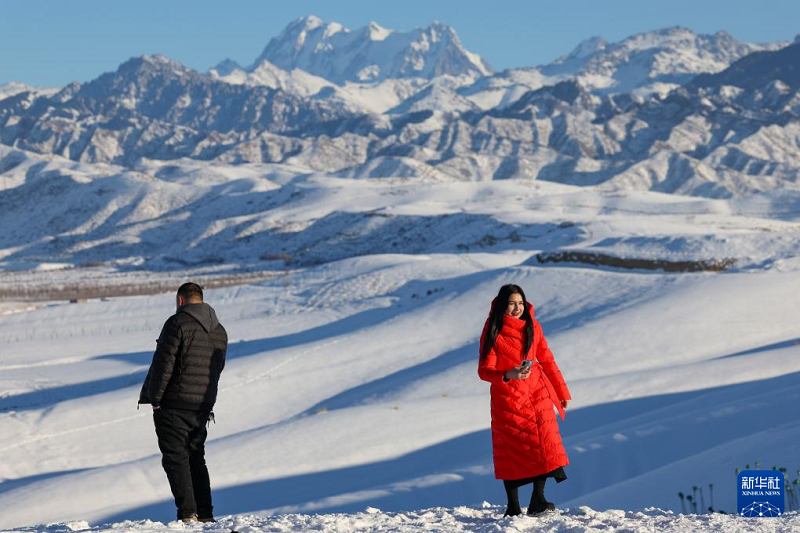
[1,249,799,528]
[1,151,800,530]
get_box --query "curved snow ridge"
[17,506,800,532]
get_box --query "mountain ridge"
[1,20,799,198]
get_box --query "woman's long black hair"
[480,284,534,360]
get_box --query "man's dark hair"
[177,282,204,302]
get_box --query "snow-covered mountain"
[0,82,37,100]
[212,21,784,103]
[689,37,800,91]
[542,27,786,96]
[0,81,58,100]
[0,54,362,165]
[1,20,799,198]
[245,16,492,84]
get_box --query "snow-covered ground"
[1,158,800,531]
[8,505,800,533]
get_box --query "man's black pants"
[153,407,213,520]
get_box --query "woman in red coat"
[478,284,572,517]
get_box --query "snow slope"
[1,161,799,530]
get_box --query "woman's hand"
[505,365,531,381]
[560,399,569,409]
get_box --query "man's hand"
[152,404,161,412]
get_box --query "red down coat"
[478,301,572,480]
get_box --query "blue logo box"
[737,470,784,517]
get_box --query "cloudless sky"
[2,0,799,87]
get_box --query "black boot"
[502,480,523,517]
[527,475,556,516]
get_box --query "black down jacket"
[139,303,228,411]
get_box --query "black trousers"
[153,407,213,520]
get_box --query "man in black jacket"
[139,282,227,523]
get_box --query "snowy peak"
[0,82,36,101]
[0,81,60,103]
[75,54,203,105]
[363,21,393,41]
[113,54,197,82]
[395,20,492,80]
[249,16,492,84]
[288,14,347,41]
[210,58,242,77]
[543,26,787,96]
[689,41,800,92]
[294,13,324,30]
[274,14,341,39]
[248,16,351,75]
[566,36,608,59]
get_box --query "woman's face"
[506,293,524,318]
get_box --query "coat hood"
[179,302,220,333]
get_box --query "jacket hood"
[180,302,220,333]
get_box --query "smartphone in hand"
[518,359,533,372]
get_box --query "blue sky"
[2,0,798,87]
